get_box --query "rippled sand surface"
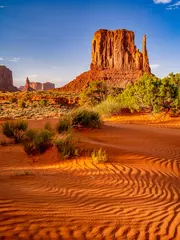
[0,119,180,239]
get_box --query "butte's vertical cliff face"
[0,66,18,92]
[91,29,150,73]
[58,29,151,93]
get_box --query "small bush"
[39,99,47,106]
[95,97,123,117]
[1,121,14,138]
[55,134,78,159]
[56,115,72,133]
[34,130,53,153]
[79,80,108,106]
[72,108,101,128]
[24,129,53,155]
[1,120,28,143]
[23,141,35,155]
[19,100,26,108]
[91,148,108,164]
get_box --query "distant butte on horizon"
[0,28,151,92]
[58,28,151,93]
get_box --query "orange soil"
[0,115,180,239]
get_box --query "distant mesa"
[58,29,151,93]
[0,66,18,92]
[20,78,55,91]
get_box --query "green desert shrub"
[118,73,180,115]
[39,99,47,106]
[56,115,72,133]
[79,80,108,106]
[55,133,78,159]
[1,120,28,143]
[1,121,14,138]
[95,96,123,117]
[91,148,108,164]
[24,129,53,155]
[23,141,35,155]
[72,108,101,128]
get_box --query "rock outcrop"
[20,80,55,91]
[42,82,55,90]
[0,66,18,92]
[24,77,35,91]
[58,29,151,93]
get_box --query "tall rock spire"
[142,35,151,73]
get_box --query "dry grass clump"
[91,148,108,164]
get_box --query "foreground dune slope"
[0,122,180,240]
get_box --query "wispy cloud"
[153,0,173,4]
[166,1,180,10]
[150,64,160,69]
[9,57,20,62]
[0,6,5,8]
[153,0,172,3]
[0,57,3,61]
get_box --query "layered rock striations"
[59,29,151,93]
[0,66,18,92]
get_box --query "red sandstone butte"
[0,66,18,92]
[58,29,151,93]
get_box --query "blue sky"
[0,0,180,87]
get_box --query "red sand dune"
[0,116,180,239]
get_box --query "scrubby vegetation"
[24,128,53,155]
[79,80,108,106]
[79,80,122,106]
[94,73,180,117]
[55,133,78,159]
[0,91,78,119]
[56,114,72,133]
[72,108,101,128]
[91,148,108,164]
[1,120,28,143]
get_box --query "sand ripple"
[0,123,180,239]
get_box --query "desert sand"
[0,115,180,239]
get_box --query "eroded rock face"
[0,66,18,92]
[59,29,151,93]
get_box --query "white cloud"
[150,64,160,69]
[9,57,20,62]
[166,1,180,9]
[0,57,3,61]
[153,0,172,3]
[0,6,5,8]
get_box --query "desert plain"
[0,114,179,240]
